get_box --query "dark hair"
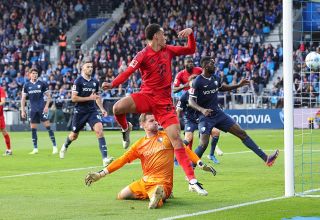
[200,56,213,68]
[145,23,161,40]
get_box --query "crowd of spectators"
[291,41,320,108]
[0,0,285,113]
[0,0,89,110]
[91,0,283,103]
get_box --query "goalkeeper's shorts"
[128,178,172,200]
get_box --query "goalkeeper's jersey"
[109,131,174,185]
[106,131,200,186]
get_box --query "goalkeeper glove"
[197,160,217,176]
[85,170,108,186]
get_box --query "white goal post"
[283,0,295,197]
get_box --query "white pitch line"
[1,148,319,179]
[159,196,286,220]
[0,162,140,179]
[0,166,102,179]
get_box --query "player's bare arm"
[219,78,250,92]
[43,91,51,114]
[0,97,5,106]
[178,28,193,38]
[95,95,108,117]
[173,83,188,93]
[188,96,213,117]
[20,93,27,118]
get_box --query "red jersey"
[0,87,6,116]
[173,67,202,91]
[111,34,196,98]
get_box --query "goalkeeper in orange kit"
[85,113,216,209]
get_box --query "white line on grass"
[159,196,286,220]
[1,148,317,179]
[0,163,140,179]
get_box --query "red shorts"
[0,116,5,129]
[131,92,179,128]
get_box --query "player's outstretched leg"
[266,149,280,167]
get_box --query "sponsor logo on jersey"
[203,88,218,95]
[82,88,95,92]
[29,89,42,94]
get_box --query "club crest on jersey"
[129,60,138,68]
[214,81,218,85]
[201,127,206,132]
[157,137,163,143]
[37,85,41,88]
[93,82,96,87]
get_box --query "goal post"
[283,0,295,197]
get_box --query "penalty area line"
[159,196,286,220]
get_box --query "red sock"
[114,114,128,130]
[4,134,11,150]
[187,139,193,150]
[174,147,195,181]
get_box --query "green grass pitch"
[0,129,319,220]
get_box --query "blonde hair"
[139,113,153,123]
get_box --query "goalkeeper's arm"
[85,154,132,186]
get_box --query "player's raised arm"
[102,53,143,90]
[219,78,250,92]
[168,28,196,56]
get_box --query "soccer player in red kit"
[102,23,207,194]
[173,56,202,93]
[0,86,12,156]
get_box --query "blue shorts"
[184,119,198,133]
[198,110,235,135]
[30,111,49,124]
[72,111,102,133]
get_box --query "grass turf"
[0,129,319,220]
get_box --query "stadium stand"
[0,0,284,116]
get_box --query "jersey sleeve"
[166,33,196,57]
[42,82,49,93]
[106,139,141,174]
[22,84,28,95]
[189,78,199,99]
[72,78,81,94]
[173,71,182,87]
[111,51,144,88]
